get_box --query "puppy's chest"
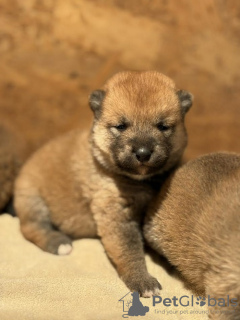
[119,181,158,216]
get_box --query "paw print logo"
[196,296,206,307]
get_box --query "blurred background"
[0,0,240,208]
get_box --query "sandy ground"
[0,0,240,208]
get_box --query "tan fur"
[14,71,192,296]
[144,152,240,317]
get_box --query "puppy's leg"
[14,193,72,255]
[92,196,161,297]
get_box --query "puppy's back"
[144,153,240,301]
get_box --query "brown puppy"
[14,71,193,297]
[144,152,240,317]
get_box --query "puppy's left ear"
[177,90,193,115]
[89,89,106,119]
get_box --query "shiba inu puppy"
[14,71,193,297]
[144,152,240,316]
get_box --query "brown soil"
[0,0,240,209]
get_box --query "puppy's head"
[89,71,193,179]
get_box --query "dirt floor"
[0,0,240,208]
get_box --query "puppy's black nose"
[135,147,152,162]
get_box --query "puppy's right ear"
[89,90,106,119]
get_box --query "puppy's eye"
[114,124,128,131]
[157,123,171,132]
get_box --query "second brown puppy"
[144,152,240,318]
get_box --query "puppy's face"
[89,71,193,179]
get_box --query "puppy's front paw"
[124,273,162,298]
